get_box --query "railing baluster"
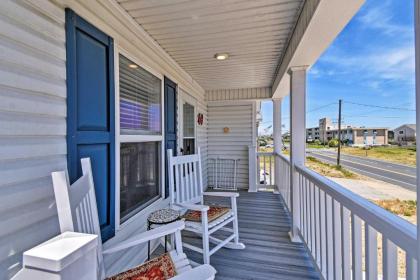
[315,186,321,266]
[269,155,272,185]
[341,206,350,280]
[351,214,362,280]
[306,177,310,245]
[326,195,334,280]
[263,155,266,185]
[382,237,398,280]
[299,173,304,232]
[333,200,342,280]
[310,182,315,255]
[365,224,378,280]
[302,174,307,242]
[406,253,418,280]
[320,189,327,277]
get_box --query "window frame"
[115,47,166,229]
[178,92,197,155]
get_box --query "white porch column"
[415,0,420,275]
[273,98,283,194]
[289,66,307,242]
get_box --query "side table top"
[148,208,180,224]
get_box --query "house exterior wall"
[0,1,66,278]
[207,101,255,190]
[394,125,416,144]
[0,1,208,278]
[306,127,320,141]
[353,129,388,146]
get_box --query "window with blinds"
[119,55,161,135]
[183,102,195,155]
[183,103,195,137]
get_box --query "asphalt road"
[307,149,417,191]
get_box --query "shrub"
[313,139,321,145]
[328,139,339,147]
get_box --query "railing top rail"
[256,152,275,156]
[295,163,417,257]
[275,152,290,163]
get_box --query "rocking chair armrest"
[176,203,209,212]
[170,264,216,280]
[103,221,185,255]
[203,192,239,198]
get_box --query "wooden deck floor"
[183,191,321,280]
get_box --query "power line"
[307,102,338,113]
[342,115,408,119]
[343,101,415,112]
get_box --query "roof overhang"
[272,0,365,99]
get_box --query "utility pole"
[337,99,342,166]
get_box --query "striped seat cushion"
[183,206,231,223]
[107,253,177,280]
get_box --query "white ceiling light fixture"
[214,53,229,60]
[128,63,138,69]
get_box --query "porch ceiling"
[116,0,304,90]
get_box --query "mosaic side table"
[147,208,180,260]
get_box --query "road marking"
[310,152,417,179]
[310,154,417,188]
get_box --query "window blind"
[119,55,161,135]
[183,103,195,138]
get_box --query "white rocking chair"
[167,149,245,265]
[51,157,216,280]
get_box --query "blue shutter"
[65,9,115,241]
[164,77,177,198]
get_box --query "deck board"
[183,191,321,280]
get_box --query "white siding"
[207,102,255,190]
[206,87,271,101]
[0,0,66,278]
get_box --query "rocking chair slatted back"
[168,148,204,205]
[52,158,105,279]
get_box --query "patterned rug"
[107,253,177,280]
[183,206,230,222]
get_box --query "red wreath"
[197,113,204,125]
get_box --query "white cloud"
[357,0,411,36]
[317,44,414,87]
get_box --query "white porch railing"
[257,152,275,188]
[275,153,291,210]
[294,164,418,280]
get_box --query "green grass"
[306,156,359,179]
[341,146,416,166]
[306,143,327,149]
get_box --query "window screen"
[119,55,161,135]
[120,142,160,221]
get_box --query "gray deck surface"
[183,191,321,280]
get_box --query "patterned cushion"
[107,253,177,280]
[183,206,230,223]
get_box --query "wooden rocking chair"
[167,149,245,265]
[51,158,216,280]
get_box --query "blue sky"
[259,0,415,135]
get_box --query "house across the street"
[393,124,417,145]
